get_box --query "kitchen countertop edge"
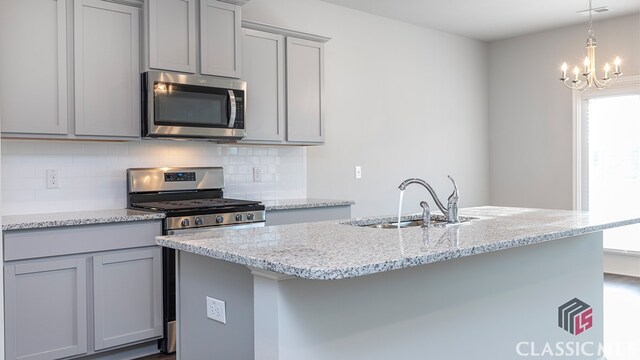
[2,209,166,231]
[263,198,355,211]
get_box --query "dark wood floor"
[135,274,639,360]
[136,353,175,360]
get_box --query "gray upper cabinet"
[74,0,140,137]
[4,258,88,360]
[242,29,285,142]
[93,247,163,351]
[286,37,325,143]
[200,0,242,78]
[240,21,328,145]
[0,0,68,135]
[147,0,196,73]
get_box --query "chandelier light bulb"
[573,66,581,82]
[561,62,568,79]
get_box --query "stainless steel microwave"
[142,71,246,140]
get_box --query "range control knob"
[195,217,204,226]
[181,218,190,228]
[247,213,255,221]
[215,216,224,224]
[235,214,243,222]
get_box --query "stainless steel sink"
[367,219,447,228]
[353,216,476,229]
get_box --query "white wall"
[1,140,306,215]
[489,14,640,209]
[244,0,491,218]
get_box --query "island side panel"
[257,232,604,360]
[176,251,254,360]
[175,231,604,360]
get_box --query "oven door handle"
[227,90,237,128]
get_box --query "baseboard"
[75,340,160,360]
[603,249,640,277]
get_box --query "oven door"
[142,71,246,139]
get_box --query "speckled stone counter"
[156,206,640,280]
[263,198,354,211]
[2,209,165,231]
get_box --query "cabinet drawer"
[4,221,161,261]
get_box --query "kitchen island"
[156,206,640,360]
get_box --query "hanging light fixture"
[559,0,622,91]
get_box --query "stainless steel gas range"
[126,167,265,353]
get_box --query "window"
[575,76,640,253]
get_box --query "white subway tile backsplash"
[229,156,245,165]
[254,148,268,156]
[1,140,306,215]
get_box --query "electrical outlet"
[46,169,60,189]
[355,166,362,179]
[206,296,226,324]
[253,167,262,182]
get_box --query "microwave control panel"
[233,90,244,129]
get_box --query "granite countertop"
[2,209,165,231]
[156,206,640,280]
[263,198,355,211]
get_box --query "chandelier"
[559,0,622,91]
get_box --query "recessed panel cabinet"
[147,0,196,73]
[3,221,163,360]
[4,259,88,360]
[1,0,142,139]
[74,0,141,137]
[286,37,325,143]
[240,21,328,145]
[0,0,68,135]
[93,248,163,351]
[200,0,242,78]
[242,29,285,142]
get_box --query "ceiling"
[319,0,640,41]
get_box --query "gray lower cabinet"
[93,248,163,351]
[3,221,163,360]
[4,258,88,360]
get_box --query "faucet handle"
[447,175,459,203]
[420,201,430,227]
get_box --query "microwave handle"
[227,90,237,128]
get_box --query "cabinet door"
[93,247,163,350]
[286,37,325,143]
[0,0,68,135]
[148,0,196,73]
[200,0,241,78]
[242,29,285,142]
[4,259,88,360]
[74,0,140,137]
